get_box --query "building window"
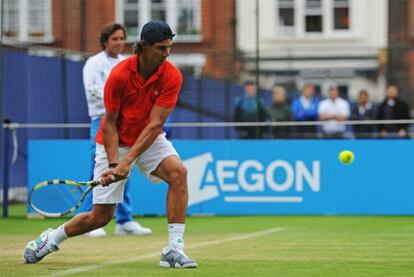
[118,0,201,42]
[176,0,200,35]
[123,0,140,37]
[3,0,52,42]
[3,0,19,37]
[333,0,350,30]
[337,84,349,99]
[151,0,167,21]
[29,0,50,37]
[305,0,322,33]
[277,0,295,36]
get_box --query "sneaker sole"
[159,260,197,268]
[115,231,152,236]
[84,234,106,238]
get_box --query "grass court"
[1,206,413,276]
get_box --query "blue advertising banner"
[28,139,414,215]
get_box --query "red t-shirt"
[95,55,182,146]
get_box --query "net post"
[0,0,5,218]
[254,0,261,139]
[2,118,10,218]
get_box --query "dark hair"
[243,80,255,86]
[132,40,156,55]
[99,23,126,49]
[140,20,175,43]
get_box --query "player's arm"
[102,111,120,164]
[100,105,172,184]
[114,105,172,178]
[98,68,125,185]
[99,111,121,185]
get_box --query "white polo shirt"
[318,97,350,133]
[83,51,126,119]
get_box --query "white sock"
[167,223,185,250]
[48,224,68,245]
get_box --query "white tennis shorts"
[92,133,179,204]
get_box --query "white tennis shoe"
[23,228,59,264]
[159,248,197,268]
[84,227,107,238]
[115,221,152,236]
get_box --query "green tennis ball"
[339,150,354,164]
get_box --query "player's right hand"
[99,169,126,186]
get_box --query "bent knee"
[167,164,188,184]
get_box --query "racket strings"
[30,183,84,214]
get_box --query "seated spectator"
[268,85,291,138]
[233,80,268,139]
[291,83,319,138]
[318,85,350,138]
[351,89,377,138]
[377,85,410,138]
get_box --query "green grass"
[1,205,414,276]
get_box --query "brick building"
[388,0,414,107]
[2,0,237,80]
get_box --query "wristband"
[108,163,118,168]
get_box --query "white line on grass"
[43,227,286,277]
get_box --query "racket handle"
[97,175,115,185]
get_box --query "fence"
[2,0,414,217]
[2,122,414,217]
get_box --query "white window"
[3,0,19,38]
[117,0,201,42]
[3,0,52,42]
[123,0,140,37]
[275,0,351,37]
[176,0,201,36]
[277,0,295,36]
[151,0,167,21]
[305,0,323,33]
[333,0,350,30]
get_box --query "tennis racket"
[28,179,101,217]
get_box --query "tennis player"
[82,23,151,237]
[23,20,197,268]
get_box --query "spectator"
[377,85,410,138]
[233,80,268,139]
[291,83,319,138]
[318,85,350,138]
[268,85,291,138]
[351,89,377,138]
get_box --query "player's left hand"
[100,161,129,185]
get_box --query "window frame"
[275,0,352,38]
[305,0,323,34]
[276,0,295,37]
[332,0,350,31]
[2,0,53,43]
[116,0,202,43]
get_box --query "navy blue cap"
[140,20,175,43]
